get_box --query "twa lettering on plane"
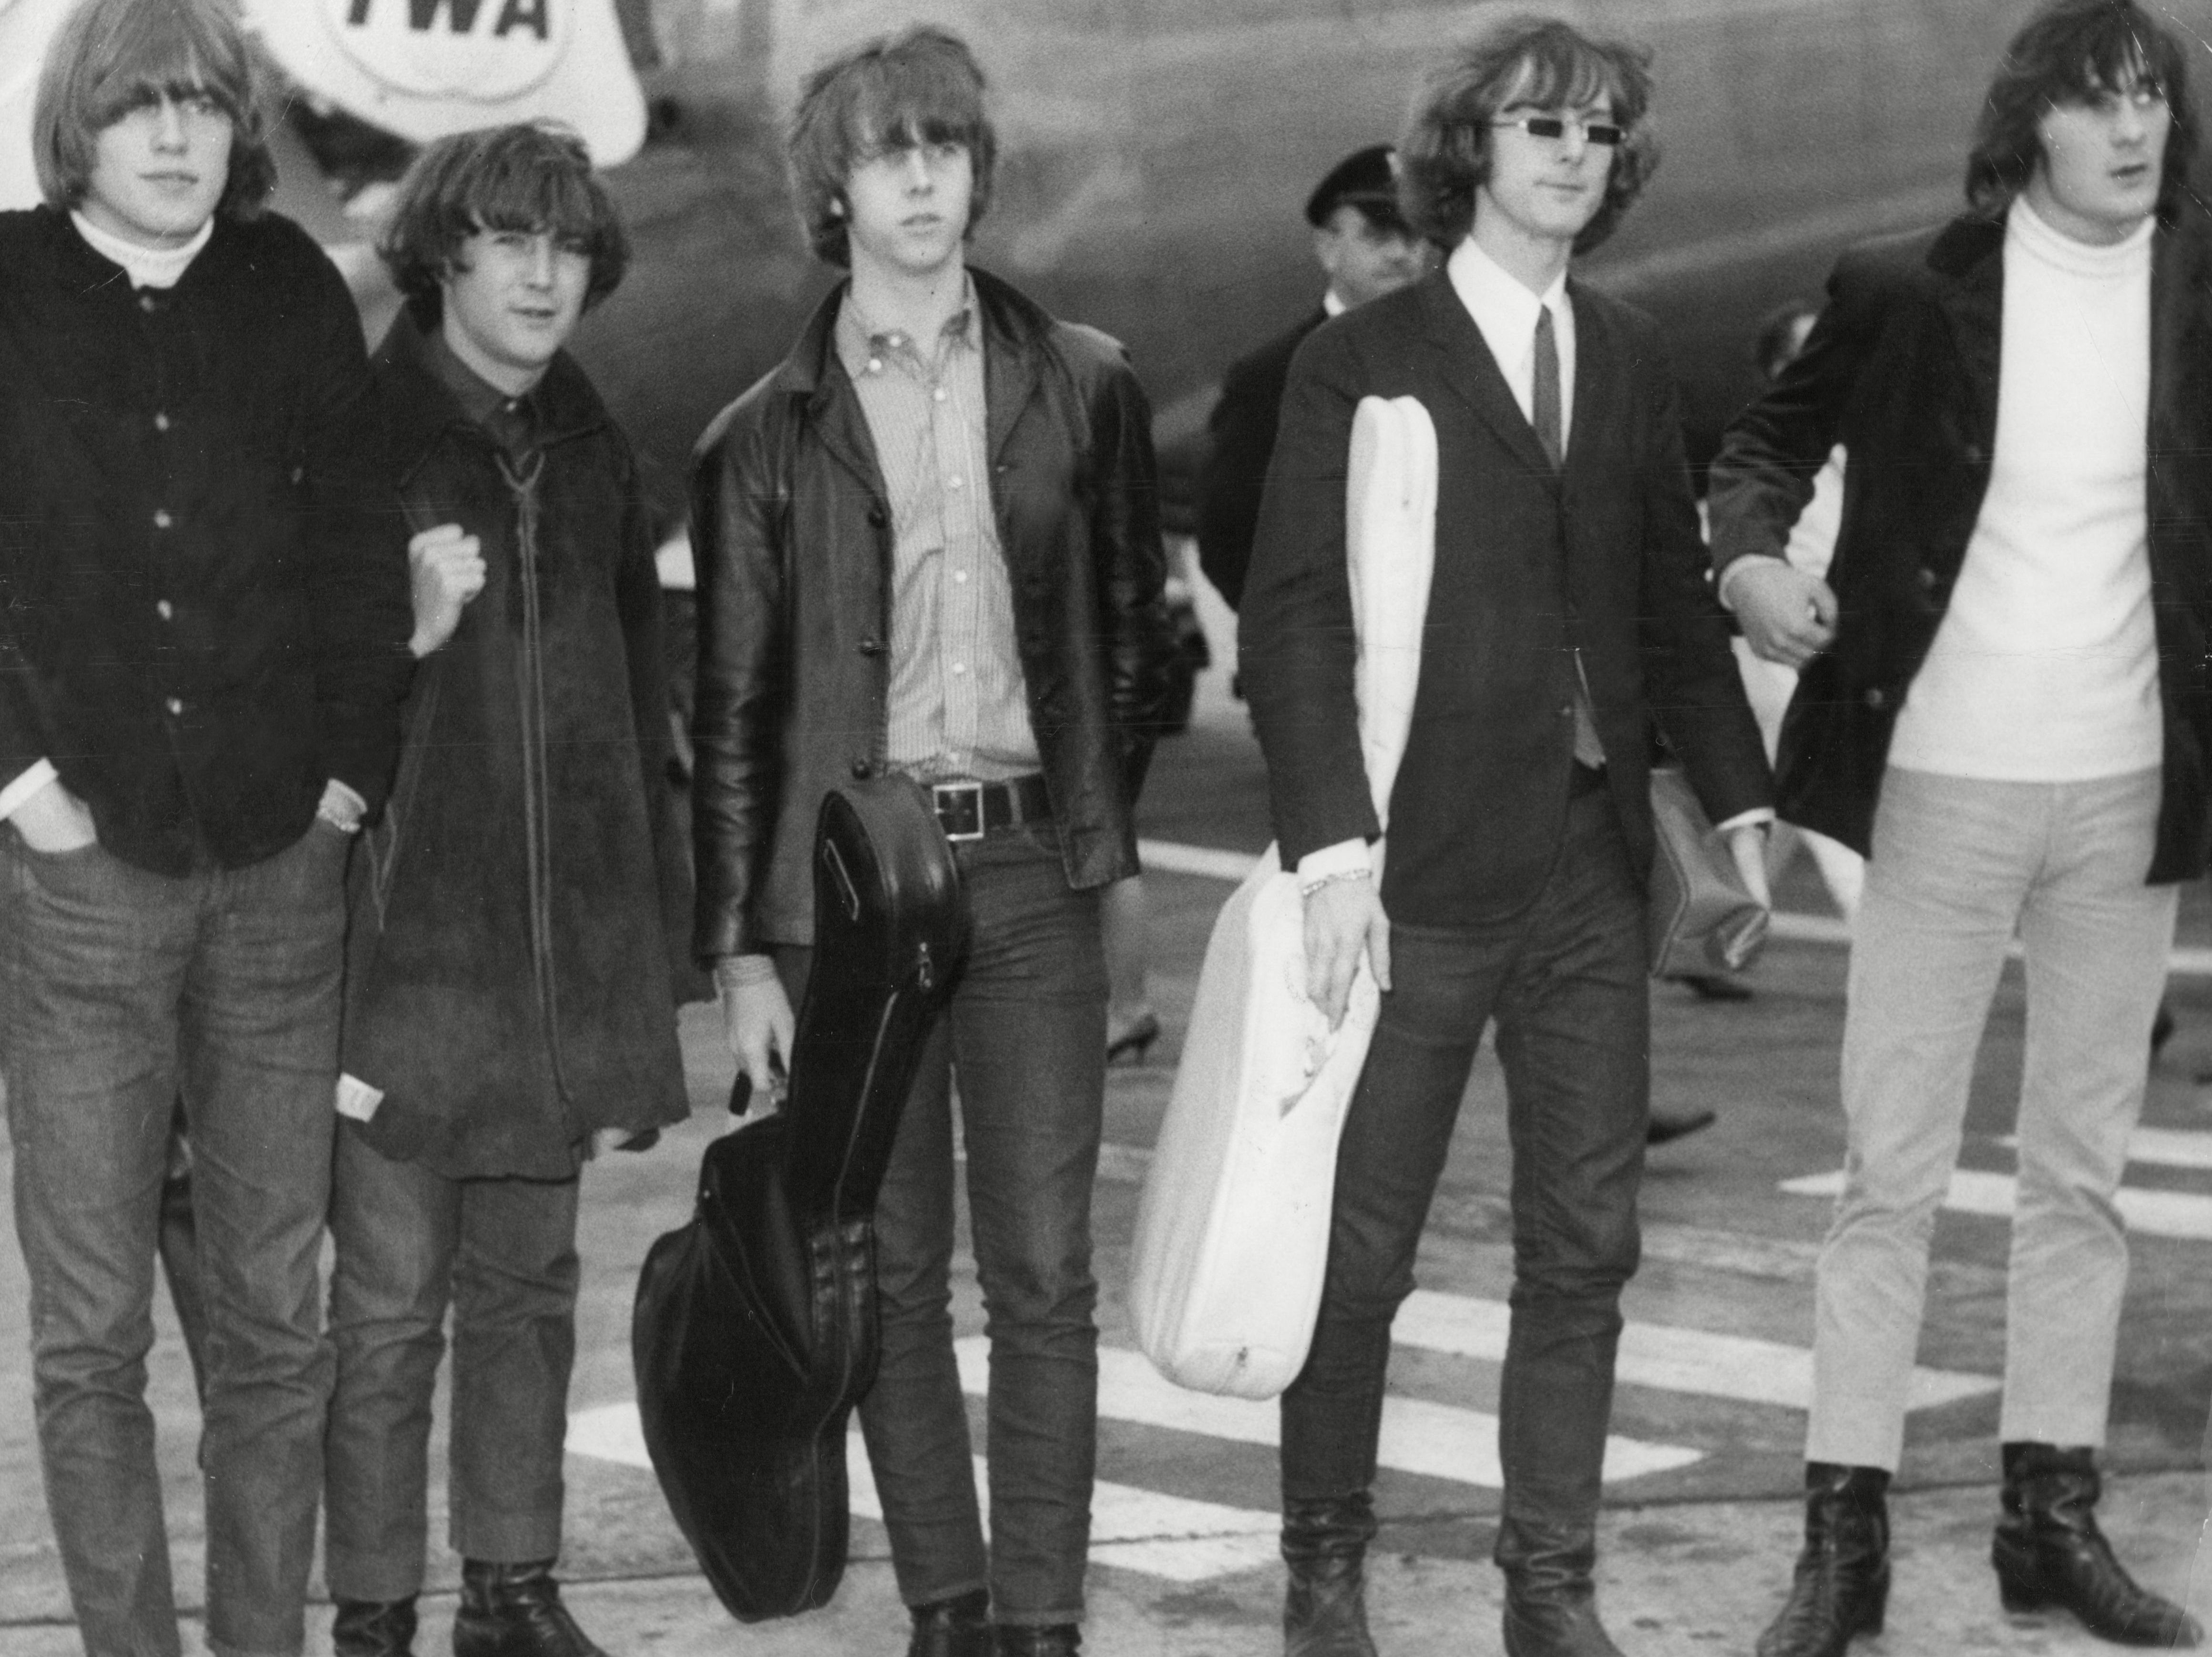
[328,0,573,101]
[248,0,644,163]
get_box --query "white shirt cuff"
[1715,555,1776,613]
[1295,838,1372,886]
[1714,808,1776,833]
[323,779,368,818]
[0,759,61,823]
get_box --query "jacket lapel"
[1417,271,1556,482]
[774,285,887,498]
[1927,215,2006,451]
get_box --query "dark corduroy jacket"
[338,314,692,1180]
[689,267,1176,959]
[1709,208,2212,881]
[0,206,413,874]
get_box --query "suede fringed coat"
[339,313,691,1180]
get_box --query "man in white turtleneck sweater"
[1709,3,2212,1654]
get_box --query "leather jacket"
[689,267,1175,958]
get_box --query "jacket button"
[152,509,173,529]
[1864,686,1888,710]
[868,502,889,528]
[850,758,871,779]
[1962,444,1986,467]
[859,636,884,656]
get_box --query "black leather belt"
[931,774,1053,842]
[1570,760,1608,798]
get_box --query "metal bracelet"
[1297,867,1372,898]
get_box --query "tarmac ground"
[4,588,2212,1656]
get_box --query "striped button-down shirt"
[836,281,1039,784]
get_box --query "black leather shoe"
[1283,1493,1379,1656]
[1496,1515,1623,1657]
[453,1560,610,1657]
[1646,1107,1718,1146]
[1993,1443,2202,1647]
[333,1598,417,1657]
[908,1589,992,1657]
[1754,1463,1890,1657]
[992,1626,1080,1655]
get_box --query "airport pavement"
[6,612,2212,1655]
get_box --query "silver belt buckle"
[934,781,986,842]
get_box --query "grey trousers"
[324,1125,582,1600]
[1807,765,2175,1470]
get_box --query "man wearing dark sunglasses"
[1239,15,1771,1657]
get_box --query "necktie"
[1534,302,1606,765]
[1532,304,1563,470]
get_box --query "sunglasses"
[1491,115,1626,147]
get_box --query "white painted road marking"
[953,1339,1702,1487]
[1390,1289,1995,1413]
[1998,1127,2212,1173]
[562,1402,1283,1584]
[1781,1168,2212,1241]
[1137,839,2212,975]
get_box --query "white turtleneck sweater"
[1887,196,2161,781]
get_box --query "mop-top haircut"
[33,0,275,218]
[1966,0,2196,220]
[1397,13,1659,256]
[378,123,631,327]
[787,25,997,268]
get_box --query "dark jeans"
[0,822,350,1657]
[1280,787,1649,1556]
[324,1125,581,1600]
[781,824,1106,1627]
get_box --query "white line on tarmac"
[1390,1290,1995,1414]
[955,1340,1701,1487]
[1998,1127,2212,1172]
[1136,839,2212,976]
[560,1401,1284,1584]
[1781,1168,2212,1241]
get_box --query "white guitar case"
[1130,395,1436,1399]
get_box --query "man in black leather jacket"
[688,27,1173,1657]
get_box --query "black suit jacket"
[1197,307,1324,609]
[1709,208,2212,881]
[1241,268,1771,928]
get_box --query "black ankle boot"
[1753,1463,1890,1657]
[332,1598,417,1657]
[1992,1442,2202,1647]
[1282,1492,1379,1656]
[907,1588,992,1657]
[1495,1514,1622,1657]
[453,1560,610,1657]
[991,1625,1080,1656]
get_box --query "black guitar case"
[630,776,964,1622]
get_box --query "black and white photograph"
[4,1,2212,1654]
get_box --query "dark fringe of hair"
[787,25,996,268]
[1966,0,2197,219]
[377,123,630,326]
[33,0,275,219]
[1397,14,1659,256]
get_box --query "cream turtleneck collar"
[69,210,214,290]
[2008,192,2154,276]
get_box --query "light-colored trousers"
[1807,764,2174,1471]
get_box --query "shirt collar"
[422,321,539,451]
[834,274,980,379]
[1447,235,1567,348]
